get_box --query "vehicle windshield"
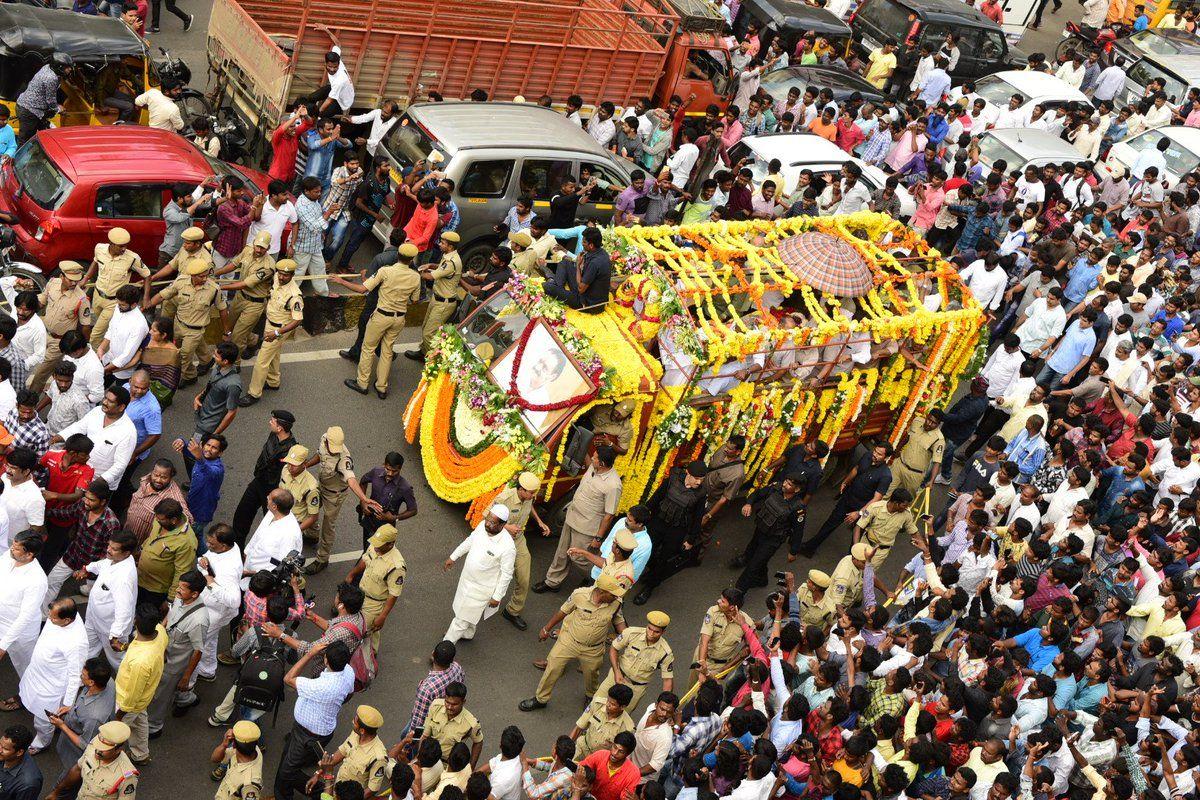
[1124,130,1200,177]
[12,139,73,210]
[460,291,530,359]
[383,112,440,170]
[1127,59,1187,103]
[1128,30,1192,56]
[976,134,1025,171]
[728,141,770,183]
[974,75,1020,107]
[198,150,261,196]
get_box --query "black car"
[849,0,1025,85]
[733,0,855,58]
[760,64,885,105]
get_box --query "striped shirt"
[294,196,328,254]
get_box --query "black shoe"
[339,349,359,362]
[633,587,653,605]
[237,394,260,407]
[265,383,280,392]
[376,388,389,400]
[148,729,163,740]
[502,609,528,630]
[240,346,256,360]
[171,696,200,717]
[518,698,547,712]
[197,359,214,375]
[404,350,424,361]
[727,556,746,569]
[531,581,560,594]
[184,12,194,29]
[344,378,369,395]
[303,559,328,575]
[796,546,817,558]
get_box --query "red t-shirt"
[40,451,95,511]
[581,751,640,800]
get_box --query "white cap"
[489,504,511,522]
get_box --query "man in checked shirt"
[405,639,465,738]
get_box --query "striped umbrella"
[777,231,874,298]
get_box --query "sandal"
[0,697,21,712]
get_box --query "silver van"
[1118,52,1200,108]
[375,102,633,271]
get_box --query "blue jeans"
[334,222,373,270]
[1036,361,1066,390]
[322,216,350,261]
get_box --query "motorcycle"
[154,46,211,126]
[0,227,46,314]
[183,106,250,165]
[1055,21,1130,63]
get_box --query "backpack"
[334,619,377,693]
[234,633,287,722]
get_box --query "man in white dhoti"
[195,525,242,683]
[0,535,48,678]
[18,598,89,751]
[80,530,139,668]
[443,505,516,644]
[240,489,302,590]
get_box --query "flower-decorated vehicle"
[404,212,986,523]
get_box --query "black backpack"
[234,635,287,723]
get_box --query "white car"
[971,70,1088,128]
[1103,125,1200,189]
[726,133,916,220]
[974,128,1082,174]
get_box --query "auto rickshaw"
[0,3,204,133]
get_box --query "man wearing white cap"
[442,505,516,644]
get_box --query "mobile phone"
[205,561,215,578]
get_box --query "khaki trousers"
[229,294,266,351]
[27,335,61,392]
[247,326,292,397]
[534,641,605,703]
[315,486,348,563]
[591,670,649,713]
[421,298,458,352]
[355,312,406,393]
[89,294,116,346]
[361,597,386,652]
[890,462,927,498]
[504,532,531,615]
[177,324,212,381]
[543,522,594,589]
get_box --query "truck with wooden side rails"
[206,0,734,163]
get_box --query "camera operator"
[209,592,296,726]
[218,568,304,666]
[262,582,366,661]
[241,489,303,590]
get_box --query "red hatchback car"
[0,127,271,270]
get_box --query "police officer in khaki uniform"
[405,231,463,360]
[508,230,540,276]
[890,410,946,498]
[304,426,377,574]
[701,436,747,533]
[48,719,139,800]
[278,445,321,541]
[313,706,389,796]
[210,720,263,800]
[145,258,230,384]
[334,244,421,400]
[590,610,674,713]
[422,689,483,762]
[519,574,627,711]
[238,260,304,407]
[499,471,551,632]
[589,400,635,455]
[346,524,406,650]
[149,226,215,320]
[565,683,634,760]
[84,227,150,346]
[535,446,622,592]
[796,569,834,629]
[824,542,872,612]
[854,489,918,569]
[690,588,754,687]
[29,260,93,392]
[218,232,277,358]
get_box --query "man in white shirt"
[133,86,184,132]
[0,361,16,422]
[0,277,46,374]
[2,448,43,538]
[631,694,677,782]
[834,164,873,215]
[195,525,242,682]
[1055,54,1086,89]
[0,535,49,676]
[1152,448,1200,504]
[80,531,139,668]
[240,488,304,589]
[587,102,618,149]
[958,255,1007,313]
[246,183,298,257]
[319,45,355,116]
[52,386,138,490]
[665,129,700,190]
[96,285,148,383]
[1015,288,1068,356]
[483,730,524,800]
[61,331,104,406]
[345,100,400,158]
[980,335,1025,400]
[991,94,1029,129]
[1092,60,1127,102]
[1013,166,1046,212]
[1131,137,1169,180]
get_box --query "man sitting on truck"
[545,228,610,314]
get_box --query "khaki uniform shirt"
[796,585,834,628]
[165,243,214,279]
[589,406,633,453]
[228,247,275,299]
[898,425,945,474]
[703,449,746,502]
[564,466,622,536]
[365,265,421,314]
[694,605,754,666]
[598,557,635,589]
[75,738,138,800]
[511,248,540,276]
[92,244,149,298]
[611,627,674,685]
[279,468,320,526]
[494,486,533,531]
[826,554,864,610]
[856,499,917,551]
[557,587,624,654]
[317,438,355,493]
[335,733,390,795]
[424,699,483,761]
[428,251,463,300]
[40,277,93,336]
[160,276,226,329]
[360,545,406,603]
[573,708,634,759]
[216,748,263,800]
[265,278,304,326]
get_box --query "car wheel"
[461,241,496,274]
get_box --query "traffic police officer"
[891,410,946,497]
[346,523,406,650]
[219,231,277,358]
[316,705,389,796]
[519,574,627,711]
[406,231,463,360]
[499,471,551,632]
[211,720,263,800]
[149,226,214,319]
[145,257,230,384]
[279,445,321,541]
[238,259,303,407]
[690,588,753,687]
[796,569,834,629]
[335,243,421,400]
[30,260,93,392]
[825,542,872,612]
[49,720,139,800]
[590,610,674,712]
[84,227,150,346]
[304,426,374,575]
[855,488,918,569]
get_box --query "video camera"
[269,550,305,589]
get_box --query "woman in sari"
[138,316,182,407]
